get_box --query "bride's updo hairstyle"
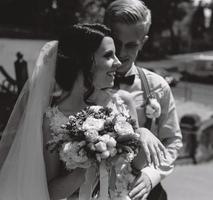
[55,23,112,103]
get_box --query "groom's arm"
[129,83,182,200]
[141,83,182,188]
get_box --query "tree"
[75,0,110,23]
[190,1,206,39]
[142,0,192,55]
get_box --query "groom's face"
[111,22,148,75]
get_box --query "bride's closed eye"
[103,50,114,59]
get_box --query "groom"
[104,0,182,199]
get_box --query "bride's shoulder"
[44,106,68,132]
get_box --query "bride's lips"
[106,71,116,78]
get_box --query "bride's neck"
[58,74,86,114]
[89,88,114,107]
[58,74,116,113]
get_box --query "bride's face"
[92,36,121,89]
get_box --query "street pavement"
[172,82,213,108]
[162,161,213,200]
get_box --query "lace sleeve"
[45,107,68,133]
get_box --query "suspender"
[137,67,152,130]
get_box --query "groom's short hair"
[104,0,151,35]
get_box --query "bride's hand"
[136,127,167,168]
[115,89,139,127]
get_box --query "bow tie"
[114,74,135,86]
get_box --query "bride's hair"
[55,23,112,104]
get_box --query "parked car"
[195,118,213,163]
[145,67,182,87]
[179,114,201,163]
[180,56,213,84]
[179,113,213,163]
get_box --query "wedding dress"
[45,92,137,200]
[45,87,138,200]
[0,40,138,200]
[0,41,58,200]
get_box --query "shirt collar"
[125,63,139,76]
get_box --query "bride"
[0,23,164,200]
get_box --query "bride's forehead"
[95,37,115,54]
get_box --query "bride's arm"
[116,90,166,170]
[115,91,148,171]
[43,115,85,200]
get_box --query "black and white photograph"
[0,0,212,200]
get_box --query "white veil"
[0,41,58,200]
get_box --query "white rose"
[82,116,105,131]
[69,141,87,163]
[109,147,117,157]
[62,142,72,153]
[100,150,110,159]
[146,98,161,118]
[95,141,107,152]
[114,121,134,135]
[68,115,76,121]
[107,137,117,148]
[76,148,88,163]
[115,115,127,122]
[84,129,99,142]
[89,105,103,113]
[99,134,111,143]
[60,141,88,166]
[99,135,117,148]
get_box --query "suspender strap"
[137,67,152,130]
[137,67,151,101]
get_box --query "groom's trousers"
[147,183,167,200]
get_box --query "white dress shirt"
[119,64,183,188]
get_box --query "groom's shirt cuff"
[141,166,161,188]
[141,146,178,188]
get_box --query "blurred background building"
[0,0,212,59]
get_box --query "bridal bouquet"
[47,105,141,199]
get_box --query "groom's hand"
[129,172,152,200]
[136,128,167,168]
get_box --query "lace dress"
[45,94,137,200]
[46,106,80,200]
